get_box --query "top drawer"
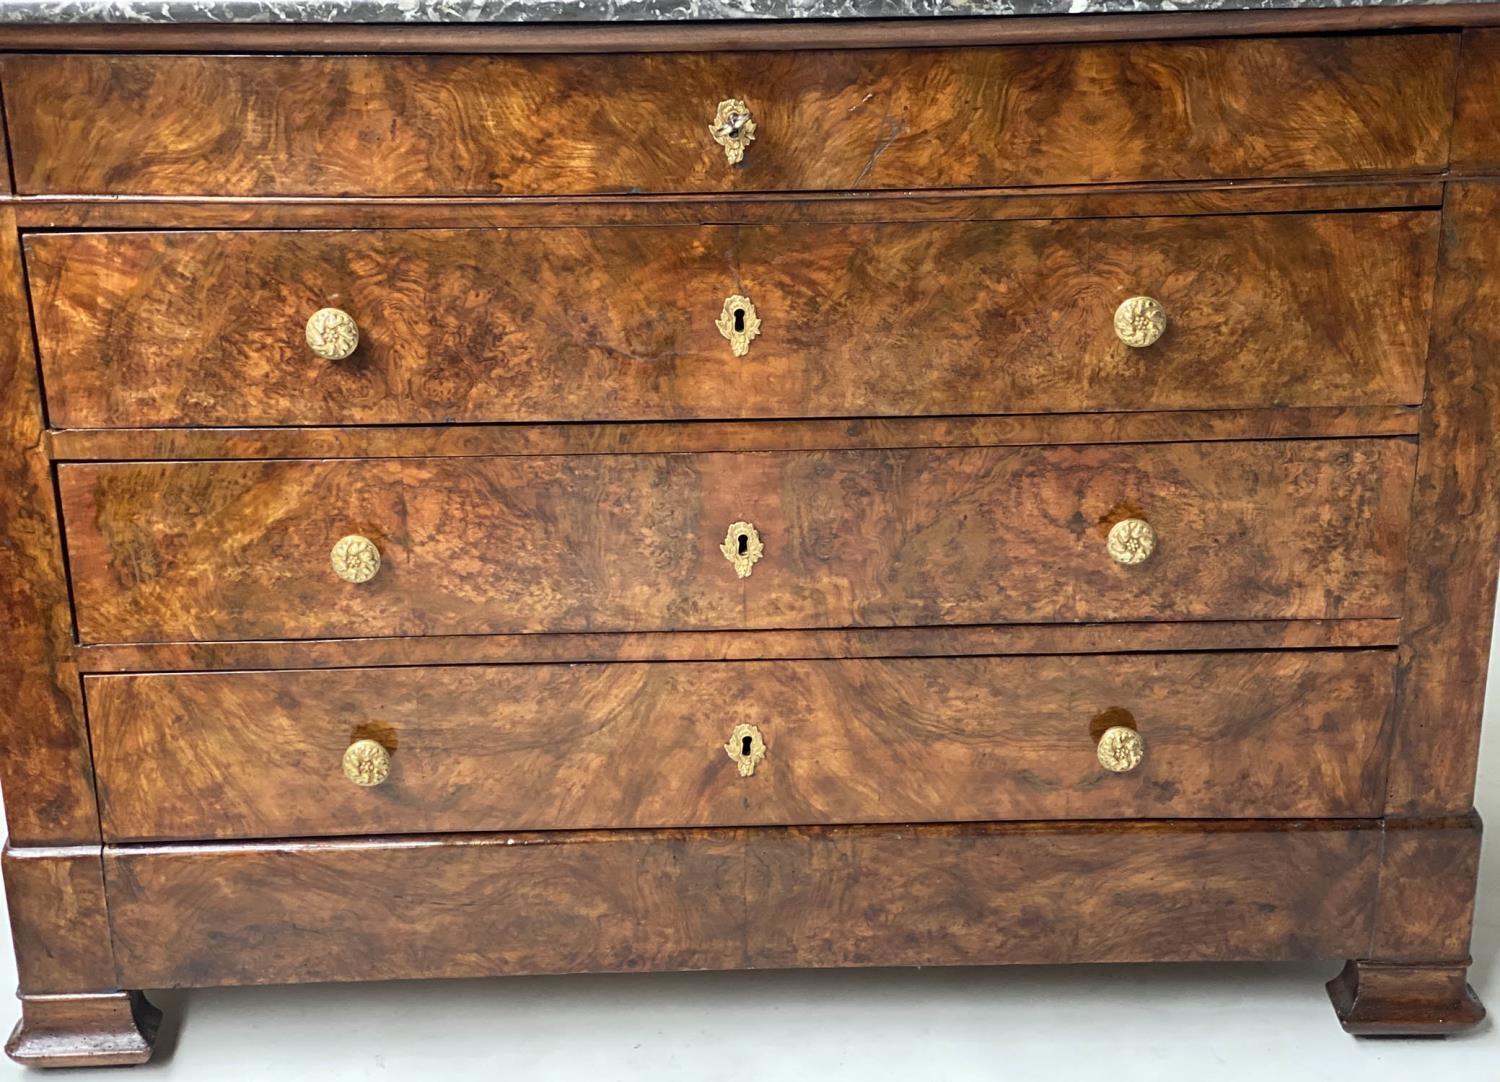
[0,36,1456,197]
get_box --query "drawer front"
[88,650,1394,841]
[2,36,1454,197]
[60,439,1413,644]
[29,212,1434,429]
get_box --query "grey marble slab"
[0,0,1488,25]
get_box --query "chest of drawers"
[1,8,1499,1067]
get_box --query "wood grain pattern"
[1369,813,1484,963]
[6,177,1446,233]
[1327,960,1486,1036]
[0,208,100,845]
[1385,183,1500,815]
[0,848,115,994]
[72,619,1403,675]
[59,439,1415,644]
[1453,30,1500,175]
[28,212,1435,428]
[46,406,1420,464]
[5,993,158,1069]
[1,37,1456,198]
[87,650,1394,842]
[103,820,1384,988]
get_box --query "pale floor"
[4,612,1500,1080]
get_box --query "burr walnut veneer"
[0,11,1498,1067]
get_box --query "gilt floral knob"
[1106,518,1156,565]
[330,534,381,584]
[1097,726,1144,773]
[1114,296,1167,348]
[342,738,392,787]
[306,307,359,360]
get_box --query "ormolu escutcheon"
[721,521,764,578]
[1106,518,1156,565]
[709,98,756,165]
[724,722,766,778]
[1114,296,1167,348]
[716,294,761,357]
[330,534,381,583]
[306,307,360,360]
[342,738,392,787]
[1096,725,1145,773]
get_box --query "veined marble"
[0,0,1488,25]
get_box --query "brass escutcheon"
[724,722,767,778]
[709,98,756,166]
[721,521,764,578]
[716,294,762,357]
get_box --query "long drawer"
[103,821,1384,985]
[1,36,1455,197]
[28,212,1435,428]
[59,438,1414,644]
[87,650,1393,842]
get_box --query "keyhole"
[741,734,754,757]
[737,532,749,555]
[733,308,745,333]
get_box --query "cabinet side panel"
[1387,182,1500,814]
[0,207,100,844]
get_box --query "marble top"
[0,0,1488,25]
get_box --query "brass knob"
[306,307,359,360]
[1097,725,1144,773]
[342,738,391,787]
[330,534,381,583]
[724,722,766,778]
[716,294,762,357]
[1106,518,1156,565]
[709,98,756,166]
[721,520,764,579]
[1114,296,1167,348]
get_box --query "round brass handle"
[1114,296,1167,348]
[330,534,381,584]
[1097,725,1144,773]
[709,98,756,166]
[1106,518,1156,565]
[306,307,360,361]
[342,738,392,787]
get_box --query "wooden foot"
[1327,960,1486,1037]
[5,991,160,1068]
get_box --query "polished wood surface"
[103,820,1383,987]
[0,848,114,995]
[4,993,158,1070]
[6,177,1445,233]
[46,405,1420,464]
[29,212,1434,428]
[88,650,1394,842]
[1,13,1498,1058]
[1453,30,1500,174]
[1327,960,1486,1036]
[60,438,1414,644]
[1,37,1455,197]
[1385,183,1500,816]
[73,619,1403,675]
[0,210,99,845]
